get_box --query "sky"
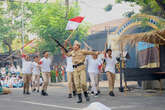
[25,0,141,25]
[21,0,141,39]
[27,0,141,25]
[78,0,141,24]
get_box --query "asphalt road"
[0,82,165,110]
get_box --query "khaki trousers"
[42,72,50,92]
[67,72,76,94]
[32,74,40,90]
[106,72,115,91]
[23,74,32,92]
[73,69,87,94]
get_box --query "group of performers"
[61,40,118,103]
[21,51,51,96]
[0,39,118,104]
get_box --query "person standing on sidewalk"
[104,49,117,96]
[40,51,51,96]
[21,54,33,95]
[32,55,40,93]
[62,40,99,103]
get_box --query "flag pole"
[66,30,76,41]
[4,39,36,60]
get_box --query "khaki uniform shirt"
[67,49,97,71]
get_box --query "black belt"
[73,63,84,68]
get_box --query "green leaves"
[116,0,165,18]
[30,1,89,54]
[0,1,89,54]
[104,4,113,12]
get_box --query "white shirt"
[22,58,32,74]
[40,57,51,72]
[86,55,102,74]
[66,56,73,72]
[104,56,117,73]
[32,62,40,75]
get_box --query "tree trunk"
[3,40,12,55]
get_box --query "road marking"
[17,100,136,110]
[111,105,137,109]
[17,100,81,110]
[0,98,136,110]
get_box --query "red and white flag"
[66,16,84,30]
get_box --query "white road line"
[17,100,81,110]
[17,100,136,110]
[0,98,136,110]
[111,105,137,109]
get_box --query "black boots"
[41,90,48,96]
[77,92,90,103]
[68,94,72,98]
[77,94,82,103]
[84,91,90,102]
[73,91,76,96]
[109,91,115,96]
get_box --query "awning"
[118,29,165,48]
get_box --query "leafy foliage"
[104,4,113,12]
[0,1,22,54]
[0,1,89,55]
[123,11,135,18]
[30,1,89,54]
[116,0,165,18]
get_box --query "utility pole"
[21,0,24,51]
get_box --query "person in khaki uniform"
[63,40,99,103]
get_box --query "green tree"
[116,0,165,18]
[30,1,89,54]
[0,1,23,54]
[104,4,113,12]
[123,11,135,18]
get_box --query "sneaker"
[68,94,72,98]
[94,93,99,97]
[91,91,94,95]
[109,91,115,96]
[32,88,36,92]
[44,92,48,96]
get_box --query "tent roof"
[118,29,165,47]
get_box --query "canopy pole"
[155,33,165,41]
